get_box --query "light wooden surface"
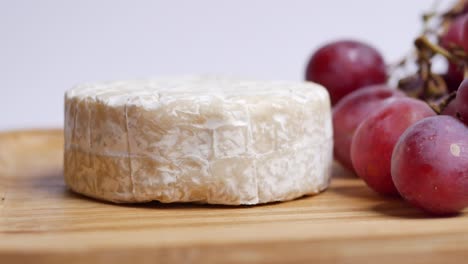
[1,129,468,264]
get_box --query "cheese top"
[67,75,329,108]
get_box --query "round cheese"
[64,76,333,205]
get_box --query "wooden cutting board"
[1,130,468,264]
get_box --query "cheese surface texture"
[64,76,333,205]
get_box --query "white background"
[0,0,441,130]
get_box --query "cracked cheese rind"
[64,76,333,205]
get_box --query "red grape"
[392,116,468,215]
[351,98,436,195]
[440,15,468,90]
[440,14,467,49]
[305,40,387,105]
[332,85,404,171]
[455,79,468,125]
[462,13,468,52]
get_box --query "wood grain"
[1,129,467,263]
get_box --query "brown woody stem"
[415,36,459,63]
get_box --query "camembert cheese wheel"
[64,76,333,205]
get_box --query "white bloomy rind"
[64,75,333,205]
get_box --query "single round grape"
[462,13,468,52]
[350,98,436,195]
[305,40,387,105]
[392,116,468,215]
[441,15,467,49]
[332,85,404,171]
[455,79,468,125]
[441,15,468,90]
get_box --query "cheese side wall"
[64,76,333,205]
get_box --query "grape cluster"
[305,2,468,215]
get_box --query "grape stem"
[412,36,448,101]
[429,92,457,114]
[415,36,460,64]
[397,0,467,114]
[415,35,468,78]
